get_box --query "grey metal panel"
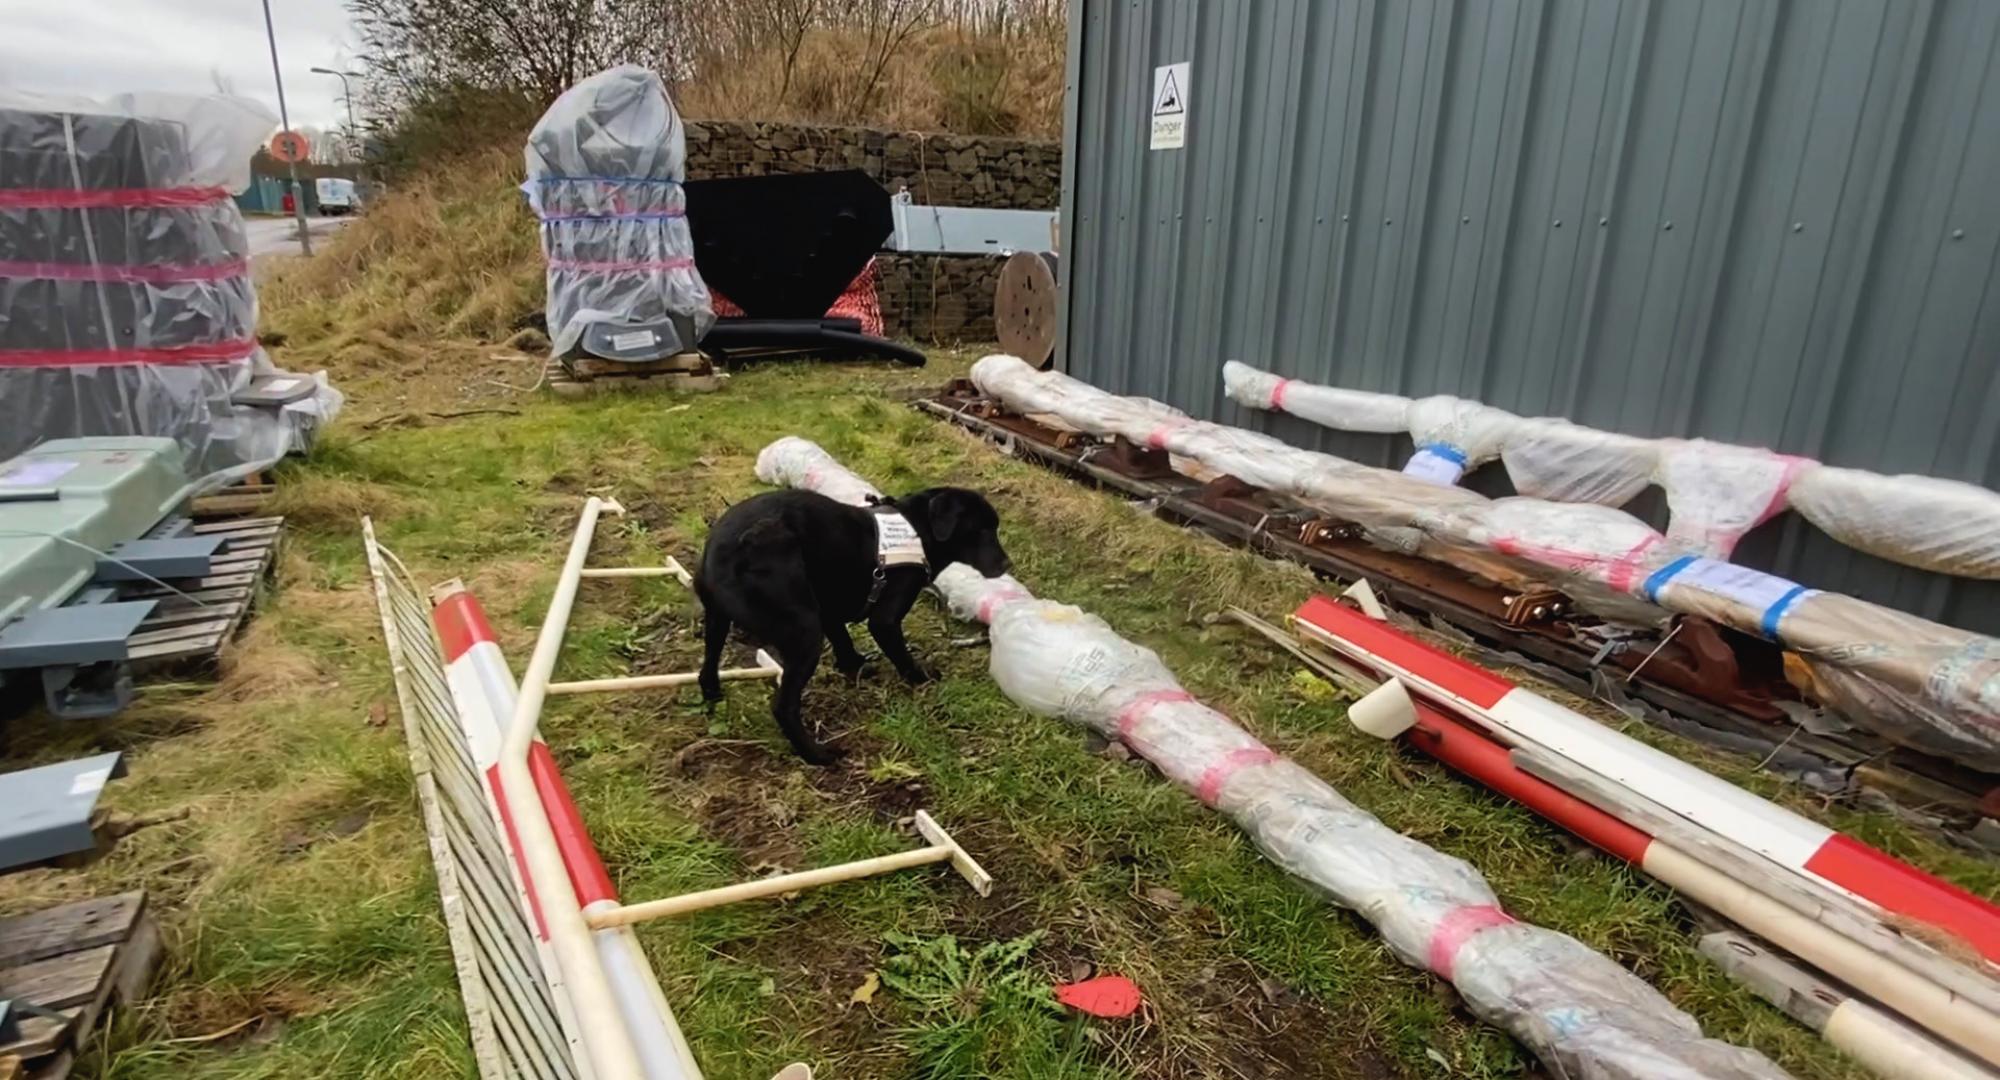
[1061,0,2000,631]
[0,751,122,869]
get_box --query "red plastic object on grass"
[1055,975,1143,1018]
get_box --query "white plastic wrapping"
[1222,359,1410,432]
[1652,441,1807,558]
[1501,419,1658,506]
[1403,395,1523,485]
[972,355,2000,770]
[524,66,713,361]
[765,435,1788,1080]
[1227,361,2000,578]
[936,568,1789,1080]
[754,435,885,506]
[1789,467,2000,579]
[0,89,341,491]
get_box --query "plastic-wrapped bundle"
[1652,442,1808,559]
[1226,361,2000,579]
[1501,419,1658,506]
[935,567,1788,1080]
[754,435,884,506]
[972,355,2000,769]
[525,66,713,361]
[764,435,1788,1080]
[1402,396,1523,485]
[1636,557,2000,766]
[0,89,342,490]
[1789,468,2000,580]
[1222,359,1410,432]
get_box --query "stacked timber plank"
[0,893,160,1080]
[547,353,722,399]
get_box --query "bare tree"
[350,0,675,108]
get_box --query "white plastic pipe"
[496,496,648,1079]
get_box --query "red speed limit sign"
[269,130,310,163]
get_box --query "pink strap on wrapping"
[0,258,249,284]
[0,338,258,367]
[1194,746,1279,806]
[975,589,1032,623]
[0,186,232,209]
[546,256,696,272]
[1115,689,1194,739]
[1752,455,1811,529]
[1144,418,1190,450]
[1489,533,1662,594]
[1605,534,1661,593]
[1427,904,1518,979]
[1269,377,1293,410]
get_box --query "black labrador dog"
[695,487,1011,764]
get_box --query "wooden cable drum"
[995,251,1059,369]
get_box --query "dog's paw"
[900,666,936,687]
[834,656,878,681]
[798,741,844,767]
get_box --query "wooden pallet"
[189,471,275,520]
[546,356,725,399]
[0,893,161,1080]
[125,516,285,670]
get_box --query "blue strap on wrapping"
[1416,442,1468,465]
[1641,555,1696,602]
[1760,585,1809,640]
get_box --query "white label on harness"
[875,512,927,567]
[1,459,78,486]
[263,377,302,392]
[610,329,657,351]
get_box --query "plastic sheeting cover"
[1226,361,2000,578]
[0,89,342,491]
[525,65,713,361]
[1500,419,1657,507]
[755,435,884,506]
[974,355,2000,771]
[939,567,1789,1080]
[1789,467,2000,580]
[756,435,1788,1079]
[1222,359,1409,433]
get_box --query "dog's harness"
[863,499,928,616]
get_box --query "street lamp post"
[259,0,311,255]
[310,67,362,157]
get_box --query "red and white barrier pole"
[1292,595,2000,963]
[435,580,702,1080]
[1396,702,1997,1077]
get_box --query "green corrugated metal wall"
[1059,0,2000,630]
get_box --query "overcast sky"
[0,0,360,131]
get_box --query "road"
[246,214,355,262]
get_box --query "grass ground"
[3,169,1995,1079]
[4,349,1996,1080]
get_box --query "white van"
[315,177,357,215]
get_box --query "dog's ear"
[927,492,963,542]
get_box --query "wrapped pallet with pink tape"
[759,435,1789,1080]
